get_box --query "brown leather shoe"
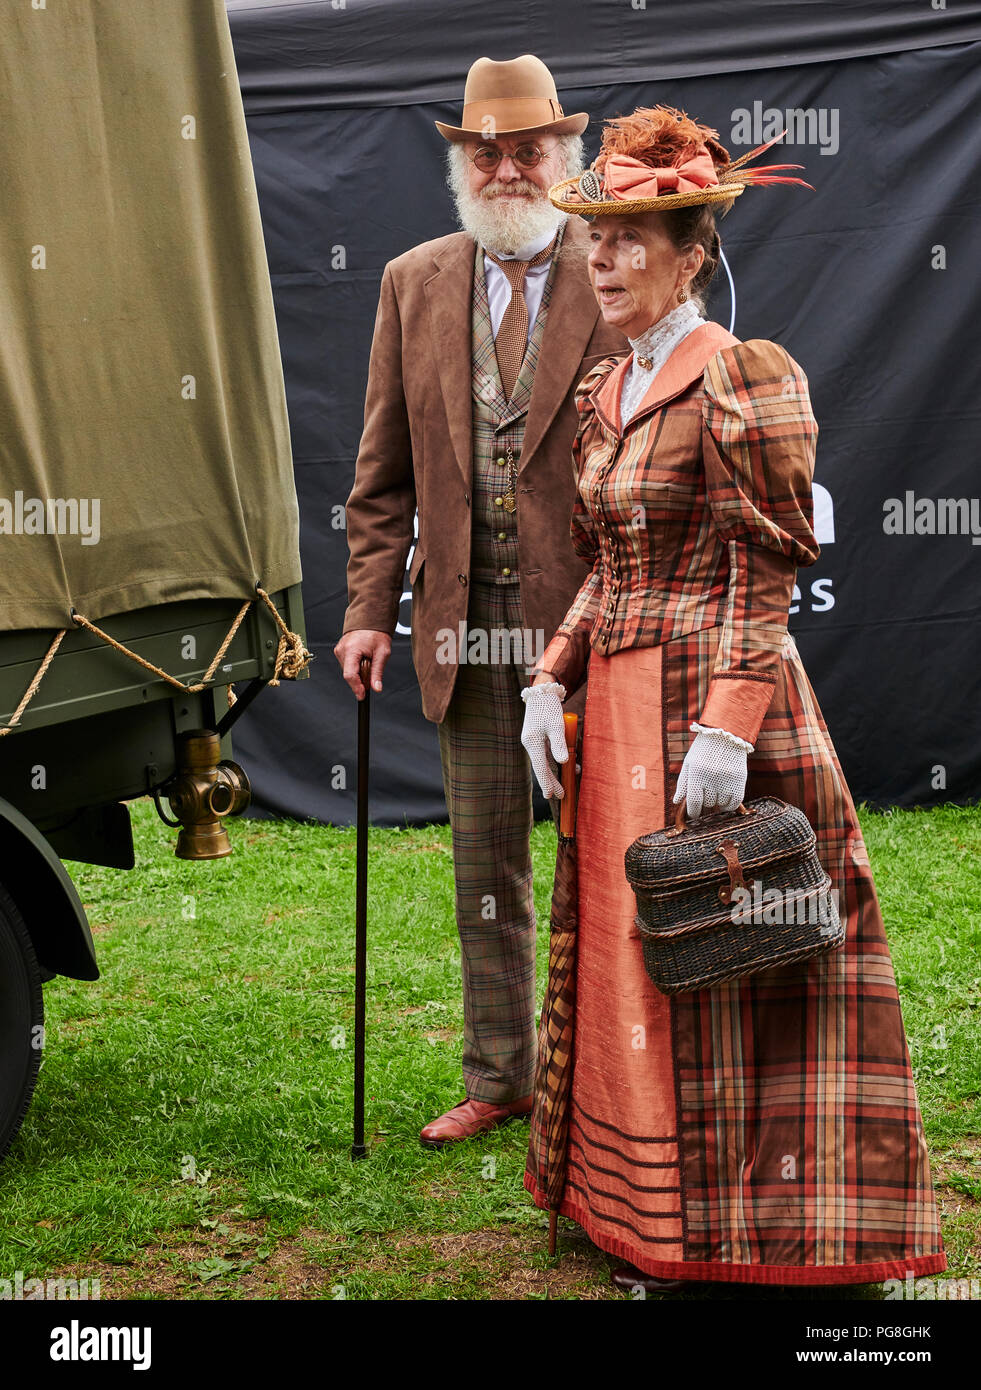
[420,1095,533,1148]
[610,1264,699,1294]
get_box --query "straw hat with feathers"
[549,105,812,215]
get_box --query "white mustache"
[481,180,541,199]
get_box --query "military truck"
[0,1,308,1160]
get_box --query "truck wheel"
[0,882,44,1162]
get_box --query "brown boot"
[420,1095,533,1148]
[610,1263,699,1294]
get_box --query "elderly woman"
[519,107,946,1291]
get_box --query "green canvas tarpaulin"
[0,0,301,631]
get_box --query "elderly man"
[334,55,625,1146]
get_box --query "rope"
[254,585,313,685]
[0,628,68,736]
[0,588,312,735]
[71,600,254,692]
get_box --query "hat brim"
[435,112,589,142]
[548,174,743,215]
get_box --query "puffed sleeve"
[696,338,820,745]
[533,356,621,695]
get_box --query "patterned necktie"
[485,239,556,400]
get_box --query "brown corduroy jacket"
[341,217,626,724]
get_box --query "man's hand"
[333,629,392,699]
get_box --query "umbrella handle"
[558,713,578,838]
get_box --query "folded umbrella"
[525,712,580,1254]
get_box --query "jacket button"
[501,567,511,577]
[497,531,507,541]
[496,456,507,467]
[494,496,504,506]
[458,574,468,586]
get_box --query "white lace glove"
[672,722,753,820]
[519,681,568,799]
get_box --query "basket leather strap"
[716,839,748,905]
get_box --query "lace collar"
[621,300,704,426]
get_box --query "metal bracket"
[215,677,269,739]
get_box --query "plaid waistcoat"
[469,230,562,585]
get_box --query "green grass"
[0,800,978,1300]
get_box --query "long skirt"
[524,628,946,1285]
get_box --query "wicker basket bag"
[624,796,844,994]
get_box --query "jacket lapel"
[590,355,631,439]
[424,232,479,492]
[591,320,739,438]
[470,243,508,418]
[519,217,603,473]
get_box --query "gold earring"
[677,287,688,303]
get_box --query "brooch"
[577,168,603,202]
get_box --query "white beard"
[447,155,567,256]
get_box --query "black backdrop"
[226,0,981,825]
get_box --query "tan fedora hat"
[434,55,589,143]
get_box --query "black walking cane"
[352,655,371,1161]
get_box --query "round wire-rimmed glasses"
[469,142,547,173]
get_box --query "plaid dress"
[524,331,946,1284]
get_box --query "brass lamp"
[161,729,251,859]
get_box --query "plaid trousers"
[437,578,555,1103]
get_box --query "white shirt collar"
[481,226,558,263]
